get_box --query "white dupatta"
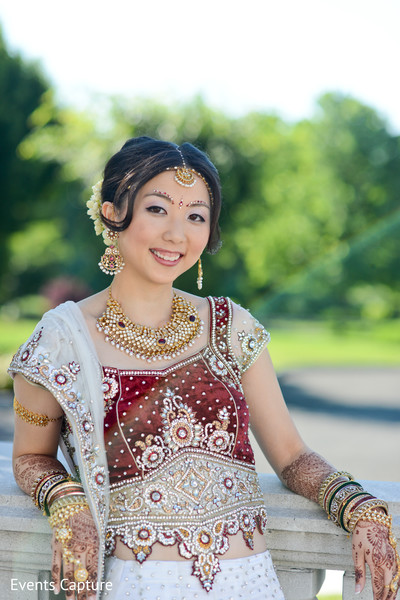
[9,301,110,596]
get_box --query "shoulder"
[77,289,108,320]
[228,299,271,374]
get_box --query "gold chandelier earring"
[197,258,203,290]
[99,230,125,275]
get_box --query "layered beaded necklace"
[96,289,203,362]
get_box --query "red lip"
[150,248,183,266]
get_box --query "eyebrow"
[146,190,210,209]
[146,190,174,201]
[186,200,210,210]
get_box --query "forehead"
[140,170,210,203]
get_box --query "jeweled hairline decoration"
[165,167,214,205]
[86,156,214,238]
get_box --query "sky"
[0,0,399,132]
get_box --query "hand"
[52,507,99,600]
[352,517,398,600]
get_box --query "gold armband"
[13,397,62,427]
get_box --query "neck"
[109,273,175,328]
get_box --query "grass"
[317,595,341,600]
[1,317,399,388]
[265,318,400,371]
[0,319,38,389]
[0,319,37,355]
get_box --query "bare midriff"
[113,529,267,561]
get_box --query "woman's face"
[105,170,211,286]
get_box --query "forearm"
[13,454,68,496]
[280,449,336,504]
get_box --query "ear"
[101,201,114,221]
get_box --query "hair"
[100,136,222,254]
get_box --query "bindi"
[151,190,209,210]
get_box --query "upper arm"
[229,302,306,474]
[12,374,64,461]
[242,347,306,474]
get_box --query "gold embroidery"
[107,453,267,592]
[236,317,270,373]
[13,397,62,427]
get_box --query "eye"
[146,205,166,214]
[188,212,207,223]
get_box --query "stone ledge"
[0,441,399,600]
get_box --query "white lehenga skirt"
[101,550,285,600]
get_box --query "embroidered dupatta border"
[8,302,109,594]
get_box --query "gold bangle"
[326,483,364,524]
[329,486,365,528]
[38,475,70,514]
[323,477,352,512]
[46,482,84,509]
[342,493,374,531]
[348,500,389,533]
[13,397,62,427]
[318,471,354,507]
[50,494,88,513]
[30,470,67,506]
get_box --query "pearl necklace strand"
[97,289,203,362]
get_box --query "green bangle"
[328,481,362,514]
[339,492,367,530]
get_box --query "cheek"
[191,219,211,251]
[119,216,154,247]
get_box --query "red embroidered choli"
[102,296,270,591]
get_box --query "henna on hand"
[13,454,67,495]
[54,508,99,600]
[280,450,335,503]
[353,518,398,600]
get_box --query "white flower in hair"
[87,180,111,243]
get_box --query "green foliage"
[0,28,399,321]
[0,29,59,299]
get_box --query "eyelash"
[146,205,207,222]
[146,205,166,214]
[189,213,206,223]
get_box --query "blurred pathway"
[2,367,399,480]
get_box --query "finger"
[75,556,89,600]
[352,536,366,595]
[87,566,99,600]
[63,562,76,599]
[387,578,399,600]
[51,537,62,594]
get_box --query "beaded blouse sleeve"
[229,302,271,375]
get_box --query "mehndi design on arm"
[281,451,335,503]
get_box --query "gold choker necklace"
[96,290,203,362]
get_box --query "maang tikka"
[166,148,214,206]
[99,230,125,275]
[174,148,197,187]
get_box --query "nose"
[163,215,187,244]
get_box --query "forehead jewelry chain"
[174,148,197,187]
[96,289,203,362]
[165,148,214,205]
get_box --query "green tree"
[0,28,67,302]
[11,91,400,320]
